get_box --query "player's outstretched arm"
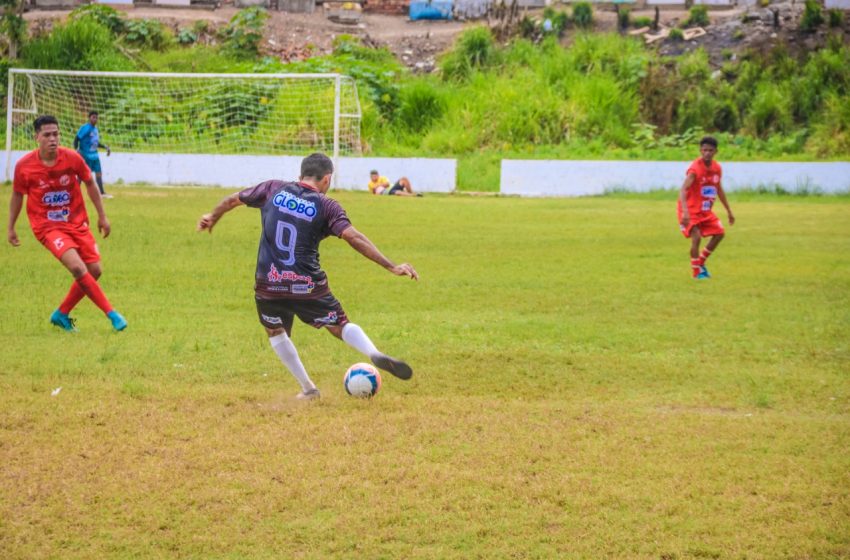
[717,182,735,225]
[7,190,23,246]
[197,193,244,233]
[340,226,418,280]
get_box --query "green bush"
[668,28,684,41]
[124,19,171,51]
[22,18,131,71]
[397,80,447,133]
[573,2,593,29]
[439,27,495,81]
[633,16,652,28]
[806,93,850,156]
[0,57,10,98]
[746,82,793,137]
[177,27,198,45]
[677,48,711,81]
[69,4,126,35]
[800,0,824,31]
[684,5,710,27]
[222,7,269,58]
[828,9,844,27]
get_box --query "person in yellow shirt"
[368,170,421,196]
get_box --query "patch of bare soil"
[23,2,850,73]
[24,5,469,72]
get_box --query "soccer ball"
[344,363,382,398]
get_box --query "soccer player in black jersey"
[198,153,418,400]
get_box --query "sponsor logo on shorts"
[261,314,283,325]
[272,191,317,221]
[701,186,717,198]
[42,191,71,207]
[53,237,64,249]
[266,286,290,292]
[47,209,70,222]
[314,312,339,326]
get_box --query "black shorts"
[385,181,404,195]
[255,294,349,331]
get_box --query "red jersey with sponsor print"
[679,157,722,218]
[13,147,93,238]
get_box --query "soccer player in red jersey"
[198,153,417,400]
[7,115,127,332]
[678,136,735,279]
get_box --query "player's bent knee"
[265,326,286,338]
[325,324,344,339]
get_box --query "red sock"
[76,273,114,315]
[699,248,713,265]
[58,282,86,315]
[691,258,702,277]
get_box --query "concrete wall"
[4,152,457,192]
[825,0,850,8]
[500,160,850,196]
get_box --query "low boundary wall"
[501,160,850,197]
[3,152,457,193]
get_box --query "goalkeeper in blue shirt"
[74,111,112,199]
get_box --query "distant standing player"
[7,115,127,332]
[678,136,735,279]
[198,152,417,400]
[74,111,112,199]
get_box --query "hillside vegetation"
[2,5,848,190]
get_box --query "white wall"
[4,152,457,193]
[501,160,850,196]
[825,0,850,8]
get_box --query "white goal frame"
[5,69,362,185]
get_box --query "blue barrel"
[409,0,453,20]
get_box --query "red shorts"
[39,226,100,263]
[679,212,724,239]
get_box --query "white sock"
[269,333,316,392]
[341,323,380,359]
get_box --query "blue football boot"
[50,309,77,332]
[107,310,128,331]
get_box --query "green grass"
[1,186,849,558]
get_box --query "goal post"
[5,69,362,183]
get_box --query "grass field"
[1,186,849,559]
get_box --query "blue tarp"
[410,0,453,20]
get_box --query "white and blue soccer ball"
[344,363,382,398]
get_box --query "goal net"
[5,69,362,174]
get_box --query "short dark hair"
[300,153,334,180]
[370,169,379,175]
[88,110,99,118]
[33,115,59,133]
[700,136,718,148]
